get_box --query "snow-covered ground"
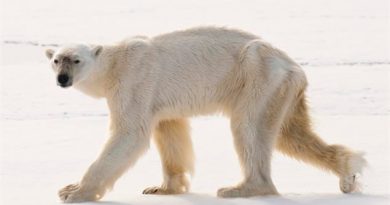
[1,0,389,204]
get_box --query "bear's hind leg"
[277,95,366,193]
[143,119,194,195]
[218,107,280,198]
[218,69,305,198]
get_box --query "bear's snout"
[57,74,72,88]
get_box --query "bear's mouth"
[58,82,72,88]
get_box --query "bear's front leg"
[59,99,153,203]
[143,119,194,195]
[59,183,104,203]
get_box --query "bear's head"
[45,44,102,88]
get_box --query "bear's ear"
[45,49,55,59]
[92,45,103,57]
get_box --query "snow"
[1,0,389,204]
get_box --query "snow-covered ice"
[1,0,389,204]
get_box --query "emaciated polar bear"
[45,27,366,203]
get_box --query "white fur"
[46,27,363,203]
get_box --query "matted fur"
[45,27,366,203]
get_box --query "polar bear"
[45,27,366,203]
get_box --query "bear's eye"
[74,60,80,64]
[54,59,59,64]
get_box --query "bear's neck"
[74,44,126,99]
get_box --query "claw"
[143,187,160,194]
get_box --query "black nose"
[57,74,69,85]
